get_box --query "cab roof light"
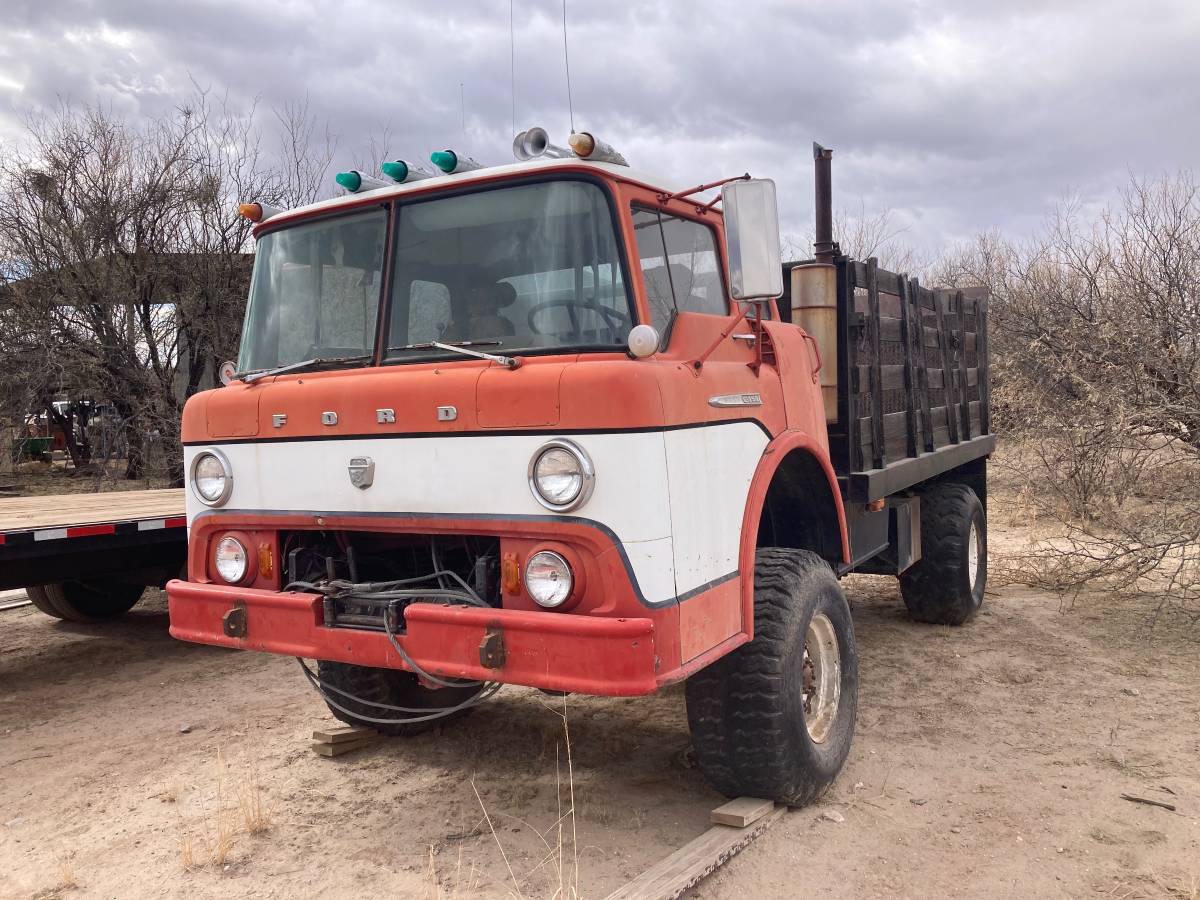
[567,131,628,167]
[430,149,483,174]
[380,159,434,183]
[237,201,283,223]
[334,169,389,193]
[512,127,571,161]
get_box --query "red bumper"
[167,580,660,696]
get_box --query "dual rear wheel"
[26,578,146,622]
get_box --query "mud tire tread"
[685,548,858,807]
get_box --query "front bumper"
[167,579,660,696]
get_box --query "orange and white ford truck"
[167,132,994,805]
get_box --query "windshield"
[386,180,631,359]
[237,209,386,373]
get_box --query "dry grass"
[176,748,275,872]
[55,852,77,892]
[236,757,274,835]
[427,698,583,899]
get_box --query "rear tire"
[899,483,986,625]
[26,579,145,622]
[685,548,859,807]
[316,660,481,737]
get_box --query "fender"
[737,429,850,635]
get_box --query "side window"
[407,280,451,343]
[632,206,727,332]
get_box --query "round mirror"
[626,324,660,359]
[218,360,238,385]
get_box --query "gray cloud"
[1,0,1197,254]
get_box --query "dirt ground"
[1,491,1198,899]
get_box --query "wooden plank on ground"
[710,797,774,828]
[311,737,377,757]
[605,805,785,900]
[313,725,377,744]
[0,488,184,533]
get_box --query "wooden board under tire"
[710,796,774,828]
[0,488,184,532]
[604,805,785,900]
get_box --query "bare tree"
[0,94,278,483]
[783,200,929,275]
[938,172,1200,625]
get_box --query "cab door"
[621,193,784,662]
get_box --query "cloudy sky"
[1,0,1197,255]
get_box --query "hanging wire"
[289,562,503,725]
[562,0,575,133]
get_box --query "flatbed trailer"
[0,488,187,621]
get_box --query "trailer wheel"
[26,579,145,622]
[316,660,480,737]
[899,483,986,625]
[685,548,858,807]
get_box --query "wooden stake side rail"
[829,257,992,500]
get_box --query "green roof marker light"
[380,159,434,183]
[430,149,483,175]
[334,169,389,193]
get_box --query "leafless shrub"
[940,171,1200,627]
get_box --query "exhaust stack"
[813,143,836,264]
[792,141,839,423]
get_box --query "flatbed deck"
[0,488,184,534]
[0,489,186,591]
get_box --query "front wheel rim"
[802,612,842,744]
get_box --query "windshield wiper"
[387,340,520,370]
[237,354,372,384]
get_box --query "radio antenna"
[509,0,517,136]
[460,81,466,147]
[562,0,574,133]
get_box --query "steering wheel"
[526,299,631,337]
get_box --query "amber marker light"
[238,201,284,223]
[568,131,596,158]
[502,552,522,593]
[258,542,274,579]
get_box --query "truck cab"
[168,138,992,806]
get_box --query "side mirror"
[721,178,784,301]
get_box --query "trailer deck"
[0,488,186,591]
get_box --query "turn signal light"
[501,552,521,593]
[237,201,282,223]
[258,542,274,579]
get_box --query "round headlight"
[525,551,573,608]
[191,449,232,506]
[214,536,248,583]
[528,439,594,512]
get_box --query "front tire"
[685,548,859,807]
[316,660,481,737]
[899,483,986,625]
[26,579,145,622]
